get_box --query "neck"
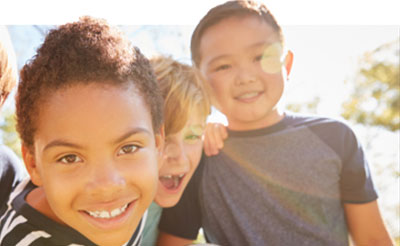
[227,109,285,131]
[26,187,64,224]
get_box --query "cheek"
[186,143,203,170]
[126,154,159,193]
[207,72,229,91]
[40,172,79,221]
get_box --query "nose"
[86,161,126,197]
[234,65,257,86]
[163,140,188,166]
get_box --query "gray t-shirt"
[159,113,378,246]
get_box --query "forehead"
[188,106,207,124]
[35,83,154,146]
[199,15,279,64]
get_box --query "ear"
[154,126,165,170]
[283,50,294,77]
[21,144,43,186]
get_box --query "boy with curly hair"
[0,17,164,246]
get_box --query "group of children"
[0,1,394,246]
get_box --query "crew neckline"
[227,113,292,138]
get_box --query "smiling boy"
[0,17,164,246]
[158,1,393,246]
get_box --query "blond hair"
[150,56,210,136]
[0,41,17,103]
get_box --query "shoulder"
[142,203,162,245]
[0,145,26,210]
[285,112,351,130]
[0,145,26,178]
[0,180,38,246]
[285,112,361,158]
[285,112,356,141]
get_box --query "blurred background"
[1,0,399,243]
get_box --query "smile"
[159,173,186,190]
[235,91,263,101]
[85,203,129,219]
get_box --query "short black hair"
[191,0,283,67]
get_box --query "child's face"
[198,16,292,131]
[24,83,162,246]
[155,109,204,207]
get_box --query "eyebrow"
[43,140,83,153]
[43,127,152,152]
[188,124,205,132]
[249,41,272,49]
[111,127,152,145]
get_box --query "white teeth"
[87,203,128,219]
[237,92,259,99]
[110,208,120,217]
[161,174,185,179]
[99,211,109,219]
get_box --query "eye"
[184,134,202,144]
[117,144,139,156]
[215,64,231,72]
[57,154,82,164]
[254,54,263,62]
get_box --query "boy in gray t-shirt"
[158,1,393,245]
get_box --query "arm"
[157,231,194,246]
[0,146,26,207]
[203,122,227,156]
[344,200,394,246]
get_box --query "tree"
[0,108,21,157]
[341,40,399,131]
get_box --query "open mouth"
[159,173,186,190]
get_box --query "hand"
[203,123,228,156]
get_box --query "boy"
[158,1,393,245]
[142,56,210,245]
[0,17,164,246]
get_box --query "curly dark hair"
[16,16,164,150]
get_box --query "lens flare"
[261,42,284,74]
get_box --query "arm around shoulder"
[344,200,394,246]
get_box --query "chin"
[91,235,128,246]
[156,195,180,208]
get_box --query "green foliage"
[341,40,399,131]
[286,96,320,114]
[0,108,21,157]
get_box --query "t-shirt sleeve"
[0,145,26,208]
[158,161,203,240]
[308,119,378,203]
[338,124,378,203]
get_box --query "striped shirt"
[0,179,146,246]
